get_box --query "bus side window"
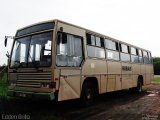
[138,49,143,63]
[149,52,153,64]
[115,42,119,51]
[143,51,149,64]
[131,47,139,63]
[95,37,101,47]
[100,38,104,47]
[57,33,61,45]
[62,33,67,44]
[120,43,130,62]
[105,39,119,61]
[56,32,84,67]
[86,33,92,45]
[57,32,67,44]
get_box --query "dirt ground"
[0,84,160,120]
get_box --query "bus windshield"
[10,32,52,68]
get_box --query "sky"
[0,0,160,65]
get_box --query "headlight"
[10,83,16,86]
[41,82,55,88]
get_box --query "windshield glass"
[10,32,52,68]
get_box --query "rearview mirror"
[4,36,15,47]
[6,51,10,58]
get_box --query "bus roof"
[16,19,151,53]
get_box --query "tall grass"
[0,74,8,98]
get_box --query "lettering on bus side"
[122,66,132,71]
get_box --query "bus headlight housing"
[41,82,55,88]
[10,80,16,87]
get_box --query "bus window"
[91,35,95,46]
[148,52,152,64]
[131,47,136,55]
[86,33,91,45]
[86,33,105,59]
[138,49,143,63]
[87,46,105,58]
[56,32,83,67]
[105,39,116,50]
[143,51,149,64]
[96,37,101,47]
[131,47,139,63]
[105,39,119,61]
[120,43,130,62]
[121,44,128,53]
[87,33,104,48]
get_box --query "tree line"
[153,57,160,75]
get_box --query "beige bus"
[7,19,154,106]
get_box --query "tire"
[129,79,143,94]
[80,82,95,107]
[136,81,143,93]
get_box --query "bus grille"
[16,73,51,88]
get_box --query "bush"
[0,74,8,98]
[153,57,160,75]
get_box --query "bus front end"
[7,21,57,100]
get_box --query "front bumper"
[7,90,55,100]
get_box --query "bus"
[6,19,154,106]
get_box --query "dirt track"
[0,84,160,120]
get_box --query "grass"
[152,76,160,83]
[0,73,8,98]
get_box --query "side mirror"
[4,36,8,47]
[6,51,10,58]
[4,36,15,47]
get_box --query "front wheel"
[80,82,94,106]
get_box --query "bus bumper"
[7,90,55,100]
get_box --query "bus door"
[55,24,85,101]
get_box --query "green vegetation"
[153,57,160,75]
[152,77,160,83]
[0,74,62,120]
[0,73,8,98]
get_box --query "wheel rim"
[138,83,142,92]
[86,89,92,100]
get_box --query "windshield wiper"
[28,52,39,69]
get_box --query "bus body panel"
[121,62,132,89]
[107,61,121,92]
[132,64,140,87]
[7,19,154,102]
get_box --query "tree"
[2,63,6,66]
[153,57,160,75]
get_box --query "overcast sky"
[0,0,160,65]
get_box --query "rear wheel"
[80,82,95,106]
[130,79,143,93]
[136,81,143,93]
